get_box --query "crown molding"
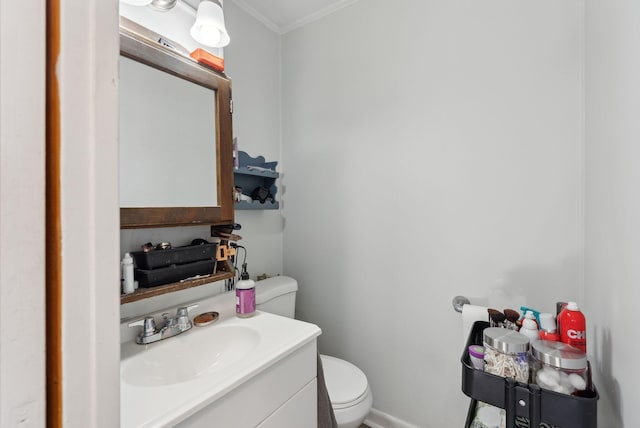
[231,0,361,35]
[231,0,281,33]
[280,0,360,34]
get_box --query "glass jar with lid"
[531,340,588,395]
[483,327,530,383]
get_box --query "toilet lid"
[320,354,368,407]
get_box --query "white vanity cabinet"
[176,340,317,428]
[121,296,321,428]
[257,378,317,427]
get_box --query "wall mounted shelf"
[120,260,234,304]
[234,151,279,210]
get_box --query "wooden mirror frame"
[119,26,234,229]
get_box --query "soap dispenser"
[520,318,539,342]
[520,311,539,342]
[235,263,255,318]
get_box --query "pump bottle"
[235,264,255,318]
[520,317,540,342]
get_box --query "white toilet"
[255,276,373,428]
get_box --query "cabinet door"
[256,379,317,428]
[175,341,317,428]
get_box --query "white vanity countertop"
[120,292,321,428]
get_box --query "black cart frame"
[461,321,598,428]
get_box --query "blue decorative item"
[234,151,279,210]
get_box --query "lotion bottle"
[235,264,255,318]
[520,317,540,342]
[523,310,539,328]
[122,253,135,294]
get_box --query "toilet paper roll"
[462,304,489,343]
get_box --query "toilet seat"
[320,354,369,409]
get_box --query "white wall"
[585,1,640,426]
[58,0,121,425]
[0,1,46,426]
[225,0,284,281]
[281,1,583,426]
[120,1,283,319]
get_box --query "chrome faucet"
[128,304,198,345]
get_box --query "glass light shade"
[190,0,230,48]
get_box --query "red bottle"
[557,301,587,352]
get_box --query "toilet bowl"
[254,276,372,428]
[320,354,373,428]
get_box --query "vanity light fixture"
[190,0,230,48]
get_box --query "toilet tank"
[255,276,298,318]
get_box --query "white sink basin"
[120,293,321,428]
[121,325,260,387]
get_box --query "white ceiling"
[229,0,360,34]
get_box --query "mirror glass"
[119,56,218,208]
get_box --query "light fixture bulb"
[198,26,222,47]
[190,0,230,48]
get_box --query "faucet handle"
[176,304,198,329]
[128,316,156,337]
[176,304,198,319]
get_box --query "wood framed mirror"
[119,23,234,229]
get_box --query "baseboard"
[364,408,421,428]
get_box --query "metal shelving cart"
[461,321,599,428]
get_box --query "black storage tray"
[462,321,598,428]
[131,243,217,270]
[135,259,215,288]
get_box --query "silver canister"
[531,340,588,395]
[483,327,530,383]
